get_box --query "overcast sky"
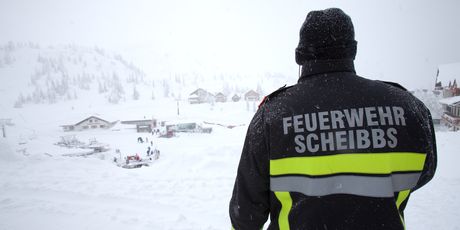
[1,0,459,89]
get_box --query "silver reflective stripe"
[270,173,421,198]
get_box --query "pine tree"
[98,81,104,93]
[108,77,125,104]
[133,86,140,100]
[14,100,22,108]
[13,93,25,108]
[163,80,170,98]
[256,82,263,96]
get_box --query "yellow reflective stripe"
[275,191,292,230]
[270,152,426,176]
[396,190,410,230]
[396,190,410,209]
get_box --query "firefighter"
[229,8,437,230]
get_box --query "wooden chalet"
[61,116,116,132]
[439,95,460,131]
[244,90,260,101]
[188,88,214,104]
[215,92,227,103]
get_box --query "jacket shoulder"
[258,84,293,108]
[376,80,407,91]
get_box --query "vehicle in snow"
[115,150,160,169]
[159,129,175,138]
[118,154,150,169]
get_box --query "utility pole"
[176,100,180,116]
[435,68,439,89]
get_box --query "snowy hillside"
[0,42,146,106]
[0,42,295,110]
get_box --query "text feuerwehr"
[282,106,406,153]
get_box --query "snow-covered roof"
[245,90,259,97]
[74,116,110,126]
[439,95,460,106]
[190,88,208,96]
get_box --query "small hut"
[215,92,227,103]
[232,94,241,102]
[244,90,260,101]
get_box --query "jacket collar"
[298,59,355,82]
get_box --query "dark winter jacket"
[229,59,437,230]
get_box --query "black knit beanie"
[295,8,357,65]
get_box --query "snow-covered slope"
[0,42,147,107]
[0,42,295,110]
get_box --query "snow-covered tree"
[13,101,22,108]
[13,93,25,108]
[163,80,170,98]
[108,89,123,104]
[256,82,263,96]
[413,90,443,119]
[98,81,104,94]
[222,82,231,96]
[3,53,15,65]
[46,89,57,104]
[108,75,125,104]
[132,86,140,100]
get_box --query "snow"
[0,98,252,230]
[439,95,460,106]
[412,89,444,120]
[0,96,459,230]
[1,43,459,230]
[405,131,460,230]
[0,44,293,111]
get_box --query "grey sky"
[1,0,459,89]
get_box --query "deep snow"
[0,97,459,230]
